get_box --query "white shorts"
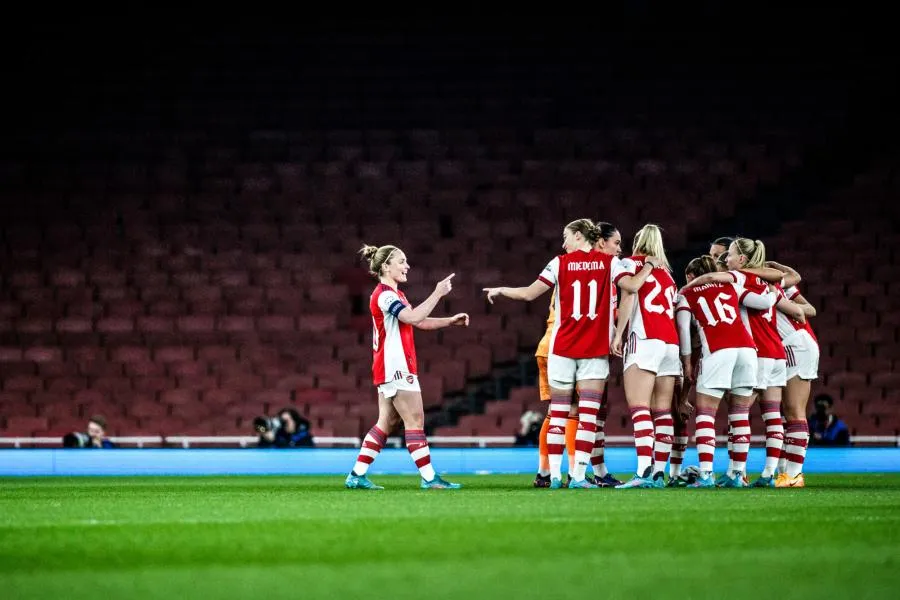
[755,357,787,390]
[624,336,682,377]
[377,372,421,398]
[696,347,757,399]
[785,331,819,381]
[547,353,609,390]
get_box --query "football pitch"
[2,474,898,599]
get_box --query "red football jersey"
[370,283,417,385]
[676,281,756,354]
[537,249,615,359]
[729,270,786,359]
[612,255,679,345]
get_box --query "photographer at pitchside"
[254,407,315,448]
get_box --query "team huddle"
[345,219,818,490]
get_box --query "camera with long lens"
[253,416,282,434]
[62,432,91,448]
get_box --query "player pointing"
[346,244,468,490]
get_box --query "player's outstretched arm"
[397,273,456,326]
[415,314,470,330]
[483,280,550,304]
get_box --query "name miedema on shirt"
[566,261,607,272]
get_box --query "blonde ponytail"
[733,238,766,269]
[632,223,670,270]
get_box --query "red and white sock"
[783,420,809,477]
[728,404,751,477]
[651,409,674,476]
[352,425,387,476]
[726,424,735,475]
[695,406,717,474]
[571,389,601,481]
[760,400,784,477]
[669,411,689,478]
[630,407,654,477]
[405,429,436,481]
[591,403,609,478]
[547,395,570,481]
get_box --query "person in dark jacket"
[257,407,315,448]
[62,415,117,448]
[808,394,850,446]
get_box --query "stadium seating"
[0,33,894,443]
[0,124,809,440]
[765,160,900,436]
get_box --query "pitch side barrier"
[1,436,897,476]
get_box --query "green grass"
[1,474,898,599]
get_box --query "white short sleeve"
[377,289,406,317]
[784,285,800,300]
[538,256,560,288]
[612,257,637,285]
[675,294,690,312]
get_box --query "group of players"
[345,219,818,490]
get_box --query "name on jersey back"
[691,282,724,293]
[567,260,607,272]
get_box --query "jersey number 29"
[643,275,675,318]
